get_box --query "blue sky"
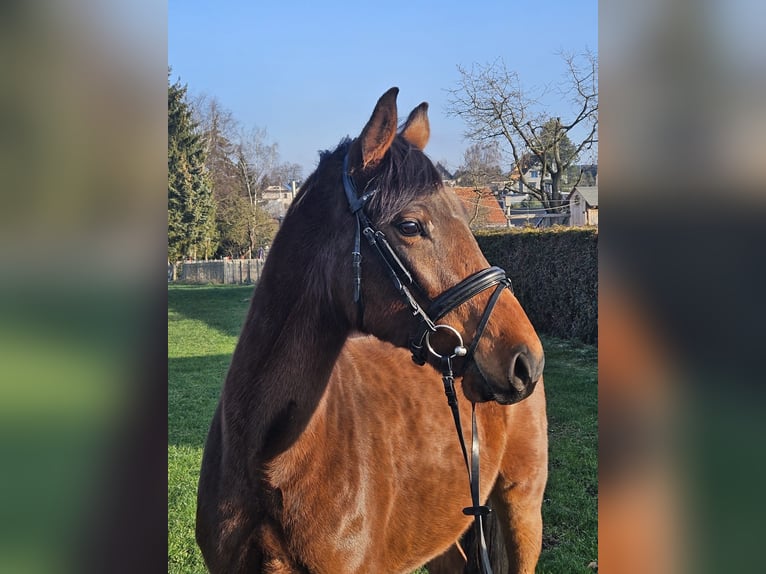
[169,0,597,177]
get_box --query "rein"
[343,151,513,574]
[441,356,493,574]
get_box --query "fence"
[170,229,597,342]
[171,259,265,284]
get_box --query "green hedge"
[476,227,598,343]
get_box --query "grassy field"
[168,284,597,573]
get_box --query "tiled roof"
[452,186,507,228]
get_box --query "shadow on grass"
[168,354,232,449]
[168,285,254,339]
[536,336,598,572]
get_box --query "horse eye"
[396,220,422,236]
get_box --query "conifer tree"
[168,74,217,262]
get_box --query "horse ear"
[400,102,430,150]
[358,87,399,169]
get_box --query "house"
[452,187,508,229]
[435,162,456,187]
[508,163,552,195]
[569,186,598,226]
[261,181,300,219]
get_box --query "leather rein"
[343,151,513,574]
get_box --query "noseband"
[343,151,511,573]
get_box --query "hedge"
[476,227,598,343]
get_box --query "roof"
[452,186,507,228]
[435,162,454,181]
[573,186,598,207]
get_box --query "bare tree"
[193,95,281,258]
[235,127,280,258]
[465,187,499,229]
[448,50,598,211]
[455,141,504,189]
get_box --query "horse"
[195,88,547,574]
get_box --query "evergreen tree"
[168,75,217,262]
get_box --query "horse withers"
[195,88,547,573]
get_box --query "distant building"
[569,186,598,226]
[261,181,300,219]
[435,162,456,187]
[452,187,507,229]
[508,163,552,196]
[507,162,597,196]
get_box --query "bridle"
[342,152,512,367]
[343,151,513,573]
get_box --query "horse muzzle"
[468,344,545,405]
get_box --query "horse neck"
[221,178,353,461]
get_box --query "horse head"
[338,88,544,404]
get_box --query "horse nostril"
[510,352,532,391]
[509,349,544,391]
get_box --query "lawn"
[168,284,597,573]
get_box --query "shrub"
[476,227,597,343]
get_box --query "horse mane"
[299,136,443,225]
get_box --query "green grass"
[169,285,251,574]
[536,338,598,573]
[168,284,597,573]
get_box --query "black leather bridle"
[343,151,513,573]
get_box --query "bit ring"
[425,324,467,359]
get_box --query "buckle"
[462,505,491,517]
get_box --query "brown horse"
[196,88,547,573]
